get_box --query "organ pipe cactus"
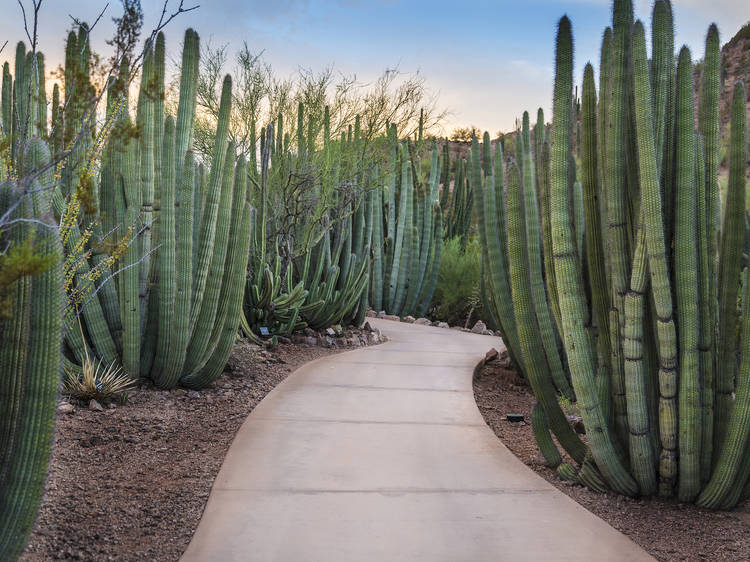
[485,0,750,508]
[58,30,250,390]
[369,135,442,318]
[0,147,63,560]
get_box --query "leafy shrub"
[429,235,483,326]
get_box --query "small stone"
[57,403,75,414]
[173,388,187,397]
[376,310,386,319]
[414,318,431,326]
[483,329,494,336]
[363,322,373,332]
[304,327,317,337]
[368,332,380,345]
[304,336,318,346]
[383,314,400,321]
[326,327,336,337]
[471,320,487,334]
[402,315,416,324]
[107,402,116,409]
[277,336,291,345]
[485,348,499,362]
[187,390,200,399]
[436,322,449,329]
[89,399,104,412]
[366,309,376,318]
[324,335,336,348]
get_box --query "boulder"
[471,320,487,334]
[402,315,416,324]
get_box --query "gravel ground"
[22,331,378,561]
[473,353,750,561]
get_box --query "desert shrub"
[429,235,483,326]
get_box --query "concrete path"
[182,319,653,561]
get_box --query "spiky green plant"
[483,0,750,508]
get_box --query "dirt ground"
[473,354,750,561]
[21,331,378,562]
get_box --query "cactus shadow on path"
[182,318,652,562]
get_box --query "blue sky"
[1,1,748,133]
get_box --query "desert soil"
[473,353,750,561]
[21,331,377,561]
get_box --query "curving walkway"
[182,319,653,561]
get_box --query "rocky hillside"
[720,22,750,131]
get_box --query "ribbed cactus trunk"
[698,80,749,509]
[0,184,63,561]
[549,16,637,496]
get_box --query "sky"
[1,0,748,134]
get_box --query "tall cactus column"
[549,16,637,497]
[0,186,63,560]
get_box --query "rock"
[471,320,487,334]
[290,334,306,344]
[368,332,380,345]
[436,322,449,329]
[414,318,431,326]
[326,327,336,337]
[366,309,376,318]
[107,402,117,409]
[57,403,75,414]
[277,336,291,345]
[187,390,201,399]
[89,399,104,412]
[363,322,373,332]
[383,314,400,321]
[324,335,337,348]
[482,329,494,336]
[485,348,499,362]
[376,310,386,319]
[402,315,416,324]
[304,336,318,346]
[304,327,317,337]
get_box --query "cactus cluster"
[369,128,442,318]
[440,142,473,245]
[487,0,750,507]
[53,28,251,390]
[241,106,372,338]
